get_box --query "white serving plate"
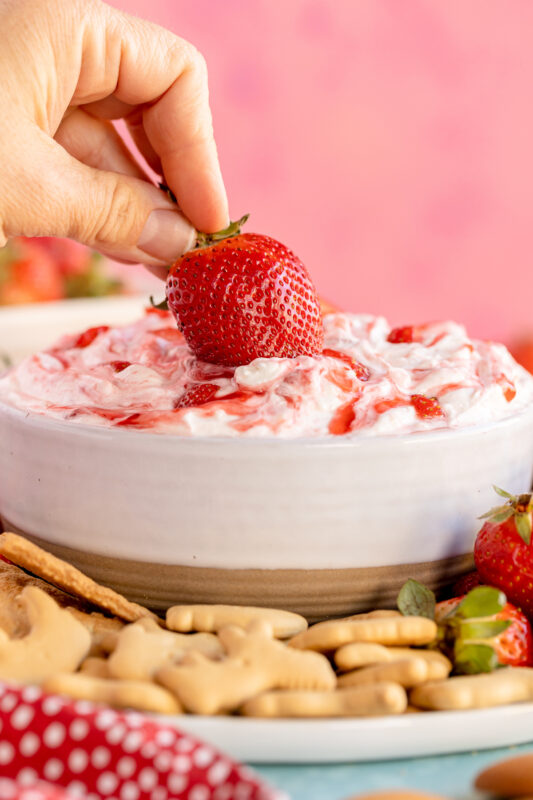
[1,299,533,764]
[167,704,533,763]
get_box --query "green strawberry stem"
[479,485,533,545]
[195,214,249,248]
[157,181,249,250]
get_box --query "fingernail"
[138,209,196,262]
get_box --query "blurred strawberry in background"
[509,337,533,376]
[0,237,123,305]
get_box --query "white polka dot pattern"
[0,680,283,800]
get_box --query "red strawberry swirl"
[1,312,532,437]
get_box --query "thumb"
[1,133,196,265]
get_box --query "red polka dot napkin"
[0,682,286,800]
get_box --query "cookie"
[166,604,307,638]
[0,586,90,683]
[474,753,533,796]
[410,667,533,710]
[157,620,336,714]
[44,672,182,715]
[241,682,408,718]
[0,532,155,623]
[108,618,223,681]
[289,616,437,652]
[0,560,120,638]
[337,657,444,689]
[335,643,451,674]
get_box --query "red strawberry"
[474,487,533,618]
[322,348,370,381]
[175,383,219,409]
[509,336,533,375]
[108,360,131,373]
[0,238,64,304]
[388,325,416,343]
[451,570,483,597]
[166,215,323,366]
[387,324,432,344]
[398,579,533,672]
[29,236,92,276]
[73,326,109,348]
[410,394,444,419]
[436,595,533,668]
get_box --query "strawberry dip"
[1,309,532,437]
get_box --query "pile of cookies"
[1,531,533,718]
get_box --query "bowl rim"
[1,393,533,449]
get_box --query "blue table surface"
[252,742,533,799]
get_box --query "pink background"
[110,0,533,343]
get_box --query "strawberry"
[397,579,533,671]
[0,238,64,304]
[166,215,323,366]
[474,487,533,619]
[451,570,482,597]
[435,595,533,668]
[28,236,92,276]
[174,383,219,409]
[387,325,416,343]
[108,360,131,373]
[410,394,444,420]
[322,348,370,381]
[73,326,109,348]
[509,336,533,375]
[387,324,431,344]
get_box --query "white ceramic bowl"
[1,399,533,617]
[1,299,532,617]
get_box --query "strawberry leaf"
[458,619,512,640]
[397,579,436,620]
[493,486,515,499]
[454,642,501,674]
[454,586,507,619]
[489,508,514,524]
[515,513,532,545]
[478,503,510,520]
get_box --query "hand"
[0,0,229,269]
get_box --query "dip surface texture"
[1,311,532,437]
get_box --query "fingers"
[76,4,228,234]
[0,128,195,265]
[143,57,228,234]
[55,109,149,181]
[125,109,163,178]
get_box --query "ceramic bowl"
[1,398,533,617]
[1,299,532,618]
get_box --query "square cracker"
[0,532,156,623]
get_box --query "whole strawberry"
[166,215,323,366]
[398,579,533,672]
[436,594,533,668]
[474,487,533,618]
